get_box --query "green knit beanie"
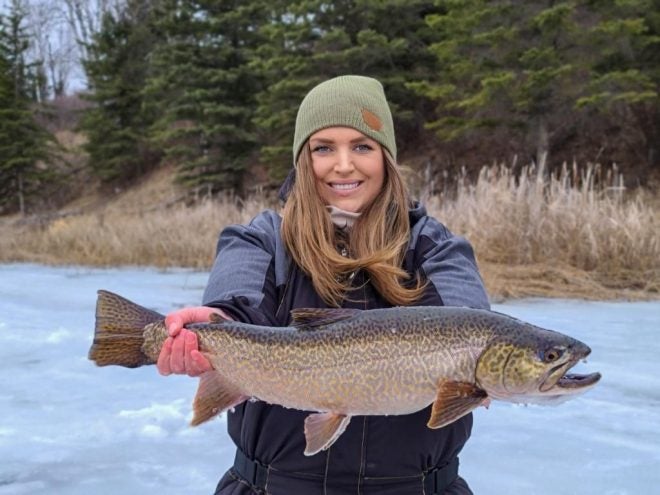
[292,75,397,164]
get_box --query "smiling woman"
[308,127,385,213]
[154,75,491,495]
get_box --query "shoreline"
[2,164,658,303]
[2,259,656,303]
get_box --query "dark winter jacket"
[202,202,490,495]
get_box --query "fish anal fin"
[427,380,488,429]
[191,371,247,426]
[303,412,351,456]
[290,308,360,329]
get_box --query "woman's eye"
[355,144,373,152]
[312,145,331,153]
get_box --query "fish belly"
[211,353,438,416]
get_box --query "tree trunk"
[536,117,549,170]
[17,172,25,215]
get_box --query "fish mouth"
[539,347,601,394]
[556,372,602,389]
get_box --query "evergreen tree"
[145,0,267,194]
[412,0,660,168]
[254,0,443,181]
[0,2,53,214]
[411,1,586,165]
[315,0,445,152]
[577,0,659,169]
[251,0,323,180]
[81,1,158,184]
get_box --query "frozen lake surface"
[0,263,658,494]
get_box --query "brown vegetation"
[0,163,658,301]
[428,163,659,300]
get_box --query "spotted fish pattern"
[89,290,601,456]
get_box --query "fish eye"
[541,348,564,363]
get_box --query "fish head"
[475,324,601,404]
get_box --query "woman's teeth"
[331,182,360,190]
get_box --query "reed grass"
[1,163,658,300]
[1,197,272,269]
[425,163,659,299]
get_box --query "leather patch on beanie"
[361,108,383,131]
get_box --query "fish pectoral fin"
[191,371,247,426]
[427,381,488,429]
[290,308,361,329]
[303,412,351,456]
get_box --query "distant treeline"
[1,0,659,213]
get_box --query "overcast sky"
[1,0,92,94]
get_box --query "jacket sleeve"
[413,217,490,310]
[201,210,285,326]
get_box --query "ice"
[0,263,658,494]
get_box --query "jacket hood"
[278,168,296,202]
[408,200,427,224]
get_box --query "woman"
[158,75,490,494]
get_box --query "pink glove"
[157,306,231,377]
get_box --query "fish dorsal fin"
[290,308,360,329]
[427,380,488,429]
[209,312,226,323]
[303,412,351,456]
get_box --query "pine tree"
[577,0,659,169]
[251,0,323,180]
[412,0,660,168]
[0,2,53,214]
[316,0,445,151]
[145,0,267,194]
[253,0,443,181]
[80,1,158,184]
[410,1,587,165]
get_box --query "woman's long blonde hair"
[281,143,426,307]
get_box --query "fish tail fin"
[88,290,164,368]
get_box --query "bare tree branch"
[15,0,126,95]
[61,0,125,60]
[22,0,76,97]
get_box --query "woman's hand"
[157,306,231,377]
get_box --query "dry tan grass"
[1,197,273,268]
[1,163,658,300]
[426,163,660,299]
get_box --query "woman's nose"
[334,148,355,173]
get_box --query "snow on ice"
[0,263,658,494]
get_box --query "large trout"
[89,290,601,456]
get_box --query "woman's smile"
[327,180,363,194]
[310,127,385,213]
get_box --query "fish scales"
[89,290,601,456]
[143,307,498,415]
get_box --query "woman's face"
[309,126,385,213]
